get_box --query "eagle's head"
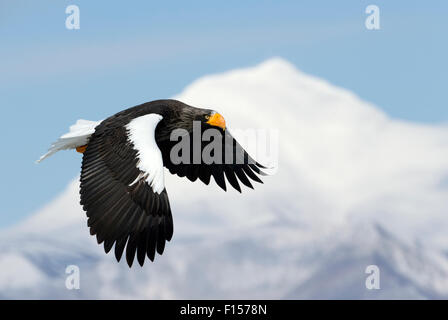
[155,100,226,140]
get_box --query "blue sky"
[0,0,447,228]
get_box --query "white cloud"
[1,58,448,299]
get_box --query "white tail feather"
[37,119,102,163]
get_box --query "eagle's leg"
[76,145,87,153]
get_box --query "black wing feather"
[80,122,173,267]
[159,128,267,192]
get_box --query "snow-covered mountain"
[1,58,448,299]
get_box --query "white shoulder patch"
[125,114,165,194]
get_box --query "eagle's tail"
[36,119,102,163]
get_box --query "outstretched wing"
[158,128,267,192]
[80,114,173,267]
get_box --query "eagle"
[38,99,268,267]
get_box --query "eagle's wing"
[80,114,173,267]
[159,129,267,192]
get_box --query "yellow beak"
[206,112,226,130]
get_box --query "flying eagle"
[38,99,268,267]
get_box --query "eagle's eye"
[205,115,210,120]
